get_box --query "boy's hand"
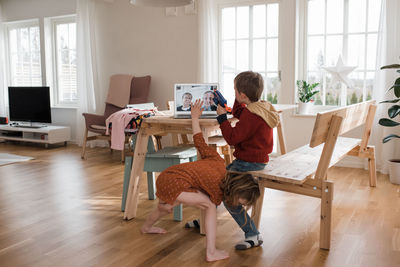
[191,99,204,119]
[217,105,227,115]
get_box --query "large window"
[6,20,42,86]
[303,0,381,106]
[219,2,280,105]
[45,15,77,105]
[5,16,77,107]
[53,17,77,105]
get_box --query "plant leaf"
[395,79,400,97]
[381,64,400,69]
[388,105,400,118]
[380,98,400,103]
[379,118,400,127]
[383,134,400,143]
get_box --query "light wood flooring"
[0,142,399,267]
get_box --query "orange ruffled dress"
[155,132,226,205]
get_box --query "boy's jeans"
[224,159,266,239]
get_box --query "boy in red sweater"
[216,71,279,250]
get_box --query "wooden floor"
[0,142,399,267]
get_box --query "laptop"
[174,83,219,119]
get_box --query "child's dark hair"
[234,71,264,102]
[221,172,260,208]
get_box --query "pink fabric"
[105,74,133,108]
[105,108,155,150]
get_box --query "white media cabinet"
[0,125,70,147]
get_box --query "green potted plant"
[296,80,320,114]
[379,63,400,184]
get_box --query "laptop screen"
[174,83,218,117]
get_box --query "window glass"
[267,4,279,37]
[222,8,235,39]
[253,5,265,38]
[237,6,249,39]
[220,3,280,103]
[307,36,324,72]
[347,34,365,68]
[348,0,366,33]
[307,0,325,35]
[55,21,77,104]
[266,38,278,72]
[7,22,42,86]
[326,0,343,34]
[253,39,265,71]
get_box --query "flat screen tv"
[8,86,52,124]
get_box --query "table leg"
[123,129,150,220]
[277,112,287,155]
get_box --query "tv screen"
[8,86,52,123]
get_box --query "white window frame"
[4,19,43,89]
[297,0,380,107]
[218,0,281,105]
[45,14,77,107]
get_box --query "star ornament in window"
[322,56,357,89]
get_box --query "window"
[6,20,42,86]
[302,0,381,106]
[219,2,280,105]
[46,16,77,105]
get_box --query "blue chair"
[121,135,197,221]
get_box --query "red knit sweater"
[219,100,273,163]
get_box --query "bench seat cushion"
[249,137,361,184]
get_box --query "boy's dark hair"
[221,172,260,208]
[234,71,264,102]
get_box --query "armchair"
[81,74,151,160]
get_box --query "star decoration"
[322,55,357,89]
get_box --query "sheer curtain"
[0,3,6,117]
[198,0,218,84]
[370,0,400,173]
[76,0,100,146]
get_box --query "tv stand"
[0,125,70,147]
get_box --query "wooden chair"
[81,75,151,161]
[247,100,377,250]
[121,136,197,222]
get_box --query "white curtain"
[198,0,218,84]
[370,0,400,173]
[0,3,6,117]
[76,0,100,146]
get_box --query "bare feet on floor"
[206,249,229,262]
[141,226,167,234]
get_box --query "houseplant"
[378,63,400,184]
[296,80,320,114]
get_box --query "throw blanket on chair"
[105,108,155,150]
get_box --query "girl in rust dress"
[141,100,260,262]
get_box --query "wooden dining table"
[123,104,297,220]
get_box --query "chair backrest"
[311,100,376,180]
[129,75,151,104]
[106,74,133,108]
[310,100,376,148]
[104,103,124,120]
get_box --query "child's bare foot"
[206,249,229,262]
[141,225,167,234]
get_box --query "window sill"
[51,105,78,109]
[291,105,340,117]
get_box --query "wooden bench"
[248,100,377,250]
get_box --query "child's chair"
[121,135,197,221]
